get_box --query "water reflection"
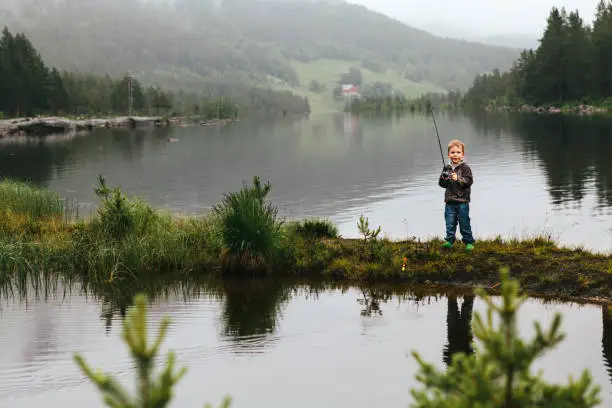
[333,113,364,147]
[604,305,612,386]
[0,138,73,186]
[220,279,290,337]
[466,111,612,211]
[74,276,292,351]
[0,276,610,407]
[443,295,475,366]
[356,287,394,317]
[85,275,224,334]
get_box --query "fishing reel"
[441,164,454,180]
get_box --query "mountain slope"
[0,0,518,112]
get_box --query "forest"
[0,26,308,118]
[464,1,612,108]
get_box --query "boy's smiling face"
[448,145,464,165]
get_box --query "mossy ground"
[288,235,612,304]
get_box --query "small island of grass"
[0,175,610,305]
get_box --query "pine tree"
[73,294,232,408]
[410,267,602,408]
[564,11,591,101]
[591,1,612,100]
[532,7,569,104]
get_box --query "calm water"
[0,111,612,406]
[1,111,611,251]
[0,281,610,407]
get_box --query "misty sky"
[352,0,599,37]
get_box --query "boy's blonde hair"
[447,139,465,154]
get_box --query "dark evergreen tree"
[463,2,612,107]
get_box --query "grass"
[0,178,78,233]
[0,177,610,304]
[273,58,444,114]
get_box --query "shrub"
[94,174,155,241]
[213,176,283,274]
[356,214,390,263]
[293,218,339,240]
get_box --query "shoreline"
[3,227,611,305]
[0,115,239,137]
[483,103,611,115]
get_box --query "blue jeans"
[444,202,475,244]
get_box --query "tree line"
[464,1,612,108]
[0,27,307,119]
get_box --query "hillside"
[0,0,519,113]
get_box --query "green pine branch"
[410,267,602,408]
[73,293,232,408]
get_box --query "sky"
[350,0,600,37]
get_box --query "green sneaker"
[441,241,453,249]
[465,243,474,252]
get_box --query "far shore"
[0,115,239,137]
[483,103,612,115]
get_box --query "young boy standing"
[438,139,475,251]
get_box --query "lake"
[0,110,611,406]
[1,111,611,252]
[0,279,610,407]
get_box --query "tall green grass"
[69,175,223,284]
[0,178,78,222]
[0,175,224,289]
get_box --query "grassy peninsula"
[0,175,610,304]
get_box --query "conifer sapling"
[74,293,232,408]
[409,267,602,408]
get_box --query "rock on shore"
[0,116,169,137]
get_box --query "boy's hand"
[451,173,458,181]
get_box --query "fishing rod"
[430,106,452,179]
[429,106,446,167]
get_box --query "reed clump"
[0,178,77,239]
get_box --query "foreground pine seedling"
[410,267,602,407]
[74,293,231,408]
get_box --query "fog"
[356,0,598,35]
[1,0,600,46]
[352,0,598,46]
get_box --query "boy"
[438,139,475,251]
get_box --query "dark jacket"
[438,162,473,203]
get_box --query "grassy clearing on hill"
[267,59,446,114]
